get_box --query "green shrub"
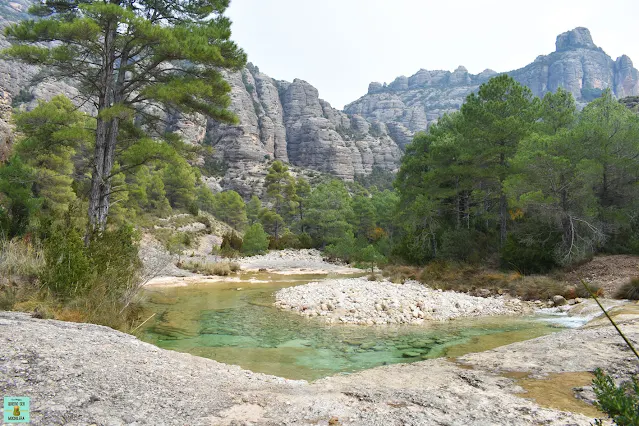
[593,368,639,425]
[220,231,242,258]
[242,223,269,255]
[440,229,489,263]
[360,244,385,273]
[0,156,41,238]
[268,231,303,250]
[86,225,141,297]
[41,227,92,299]
[500,231,559,274]
[37,224,142,328]
[297,232,313,249]
[187,202,199,216]
[325,232,359,263]
[221,231,243,251]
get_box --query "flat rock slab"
[2,311,636,425]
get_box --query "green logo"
[3,396,30,423]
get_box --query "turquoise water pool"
[139,272,562,381]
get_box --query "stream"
[139,272,564,381]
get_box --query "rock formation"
[346,27,639,148]
[205,65,403,192]
[0,9,636,193]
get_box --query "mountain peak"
[555,27,597,52]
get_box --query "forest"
[2,76,639,325]
[0,0,638,331]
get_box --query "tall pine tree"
[4,0,246,233]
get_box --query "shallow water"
[139,272,563,381]
[506,371,603,418]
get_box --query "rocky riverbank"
[2,311,638,425]
[238,249,361,275]
[143,248,362,286]
[275,278,534,325]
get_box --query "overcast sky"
[226,0,639,110]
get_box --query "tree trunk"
[87,117,113,234]
[430,228,437,258]
[86,24,126,239]
[499,153,507,246]
[299,203,305,233]
[499,192,507,246]
[464,192,470,229]
[560,185,573,257]
[455,177,460,229]
[601,164,609,207]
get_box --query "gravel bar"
[275,278,533,325]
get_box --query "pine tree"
[4,0,246,231]
[0,156,40,237]
[460,75,539,246]
[241,223,269,255]
[211,190,247,230]
[246,195,261,225]
[305,180,354,247]
[293,177,311,231]
[264,160,296,224]
[14,96,92,217]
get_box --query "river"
[139,272,563,381]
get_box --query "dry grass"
[381,265,422,283]
[615,277,639,300]
[383,260,600,302]
[182,260,241,276]
[0,238,45,311]
[0,238,45,278]
[5,280,146,331]
[0,237,146,332]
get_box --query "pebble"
[275,278,532,325]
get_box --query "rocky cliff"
[345,27,639,148]
[0,11,637,193]
[0,0,403,194]
[204,64,403,194]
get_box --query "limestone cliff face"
[1,12,637,193]
[510,28,639,101]
[346,66,496,148]
[346,27,639,147]
[0,90,13,162]
[204,64,403,192]
[0,0,402,191]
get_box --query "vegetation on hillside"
[395,79,639,271]
[0,29,638,334]
[0,0,245,330]
[3,0,246,231]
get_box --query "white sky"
[226,0,639,110]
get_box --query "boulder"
[552,295,568,307]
